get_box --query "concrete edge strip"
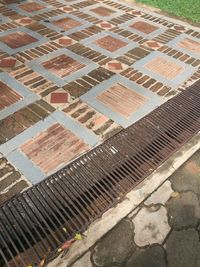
[47,130,200,267]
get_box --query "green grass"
[135,0,200,24]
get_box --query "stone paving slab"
[0,0,200,205]
[70,148,200,267]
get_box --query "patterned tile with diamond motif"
[44,88,70,108]
[103,60,129,74]
[143,40,164,50]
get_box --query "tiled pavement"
[0,0,200,206]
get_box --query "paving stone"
[91,6,115,17]
[93,219,135,266]
[145,56,183,80]
[130,21,158,34]
[72,252,92,267]
[166,191,200,229]
[0,81,22,110]
[145,181,174,206]
[0,157,30,205]
[178,38,200,56]
[166,229,200,267]
[96,83,148,118]
[125,245,166,267]
[133,206,170,247]
[170,155,200,195]
[0,32,38,49]
[20,123,89,174]
[42,54,85,78]
[63,99,122,140]
[0,100,55,145]
[19,2,45,12]
[95,35,127,52]
[53,17,82,31]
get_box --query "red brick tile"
[20,123,89,174]
[16,17,35,25]
[96,83,148,118]
[0,81,22,110]
[0,32,38,49]
[42,54,85,78]
[52,17,82,30]
[90,6,115,17]
[178,38,200,55]
[95,35,127,52]
[44,88,70,108]
[0,57,17,68]
[19,2,45,12]
[145,56,183,80]
[50,92,69,103]
[130,21,158,34]
[58,37,74,46]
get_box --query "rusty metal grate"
[1,80,200,266]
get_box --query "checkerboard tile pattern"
[0,0,200,203]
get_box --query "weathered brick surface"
[0,158,30,206]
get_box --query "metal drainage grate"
[1,80,200,266]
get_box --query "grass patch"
[135,0,200,24]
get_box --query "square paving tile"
[0,72,39,120]
[18,2,45,12]
[44,88,70,109]
[96,83,148,118]
[27,48,97,86]
[81,32,137,58]
[8,0,51,17]
[0,28,47,55]
[133,51,197,88]
[120,18,166,39]
[90,6,116,17]
[81,3,124,20]
[0,32,37,49]
[130,21,159,34]
[42,54,85,78]
[81,75,163,127]
[0,110,99,184]
[168,34,200,59]
[145,56,183,80]
[0,81,22,110]
[20,123,89,174]
[52,17,82,31]
[95,35,127,53]
[41,13,92,35]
